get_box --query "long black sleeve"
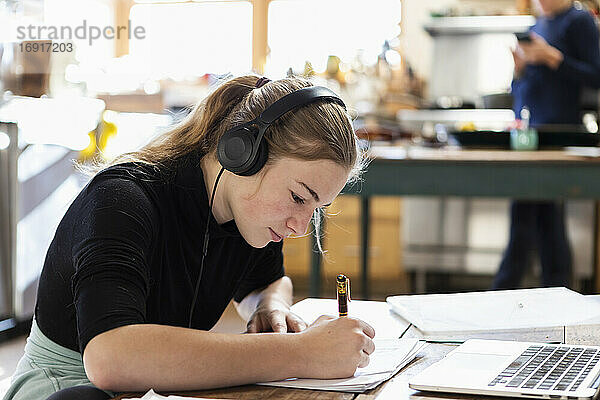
[71,177,157,352]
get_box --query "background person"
[493,0,600,289]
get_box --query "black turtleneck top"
[34,152,284,353]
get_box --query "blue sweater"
[512,5,600,125]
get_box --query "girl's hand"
[295,315,376,379]
[246,299,307,333]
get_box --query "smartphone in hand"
[515,32,532,42]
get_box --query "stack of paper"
[386,287,600,334]
[257,338,425,392]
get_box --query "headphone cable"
[188,166,225,328]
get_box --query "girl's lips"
[269,228,283,242]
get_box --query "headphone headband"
[217,85,346,176]
[257,86,346,126]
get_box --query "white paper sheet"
[126,389,210,399]
[290,298,409,338]
[387,287,600,333]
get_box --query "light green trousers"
[3,320,114,400]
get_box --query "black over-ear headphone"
[217,86,346,176]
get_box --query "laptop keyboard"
[488,345,600,392]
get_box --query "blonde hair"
[98,75,365,248]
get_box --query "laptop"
[410,339,600,399]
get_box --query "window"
[44,0,114,63]
[129,2,253,79]
[266,0,401,77]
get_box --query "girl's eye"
[291,191,305,205]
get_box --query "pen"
[337,274,350,317]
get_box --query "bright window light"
[102,112,172,160]
[266,0,401,77]
[43,0,114,63]
[129,2,253,79]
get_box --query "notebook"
[410,339,600,399]
[255,298,425,392]
[258,338,425,392]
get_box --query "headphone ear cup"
[217,126,255,174]
[238,138,268,176]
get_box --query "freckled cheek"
[239,197,289,224]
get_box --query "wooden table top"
[112,304,600,400]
